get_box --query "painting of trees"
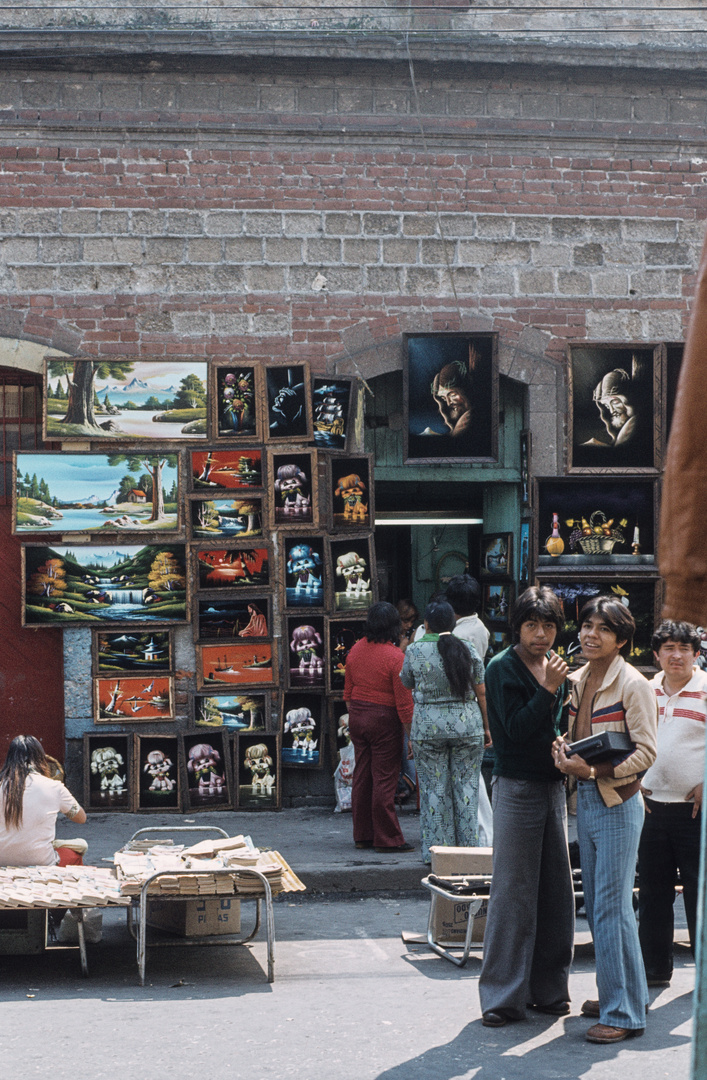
[173,373,206,410]
[47,360,135,431]
[27,557,67,599]
[107,453,179,523]
[148,551,186,593]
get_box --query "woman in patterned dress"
[400,600,490,863]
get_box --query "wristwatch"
[588,766,596,781]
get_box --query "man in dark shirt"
[478,586,575,1027]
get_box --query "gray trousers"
[478,776,575,1018]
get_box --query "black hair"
[425,601,474,700]
[445,574,481,617]
[0,735,51,830]
[511,586,564,642]
[578,595,635,657]
[651,619,701,655]
[396,599,419,623]
[365,601,402,645]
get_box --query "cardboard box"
[147,897,241,937]
[429,846,493,944]
[0,909,46,954]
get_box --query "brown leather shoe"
[585,1023,644,1044]
[581,1000,600,1018]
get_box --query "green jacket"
[486,646,568,782]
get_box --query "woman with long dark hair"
[400,600,490,862]
[0,736,86,866]
[344,602,415,853]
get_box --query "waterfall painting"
[44,358,208,441]
[22,543,188,625]
[13,452,181,535]
[94,675,174,722]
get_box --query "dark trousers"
[638,798,701,979]
[348,700,405,849]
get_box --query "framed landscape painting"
[194,691,271,732]
[44,358,208,441]
[94,675,174,723]
[212,363,260,441]
[190,495,266,540]
[568,345,660,472]
[404,334,498,463]
[190,449,264,492]
[22,543,188,626]
[195,545,270,590]
[94,630,172,675]
[13,452,181,535]
[197,641,277,689]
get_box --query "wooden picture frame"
[12,451,183,537]
[234,731,281,810]
[328,535,376,613]
[93,675,175,723]
[519,521,531,590]
[568,344,661,473]
[83,733,133,812]
[403,333,498,464]
[196,640,278,690]
[285,615,326,691]
[268,448,318,530]
[211,362,261,442]
[181,730,233,811]
[193,690,273,733]
[281,691,326,769]
[665,343,684,441]
[190,448,265,493]
[326,615,367,694]
[535,477,658,572]
[93,629,173,675]
[194,595,272,644]
[520,430,532,512]
[534,575,661,671]
[43,357,208,442]
[194,543,271,591]
[327,454,374,532]
[282,535,327,612]
[135,734,182,811]
[312,375,355,451]
[480,533,513,580]
[189,493,267,540]
[22,543,189,626]
[482,582,515,626]
[263,362,312,443]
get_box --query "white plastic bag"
[57,908,103,944]
[333,742,355,813]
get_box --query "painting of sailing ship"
[94,675,174,722]
[22,544,188,625]
[196,598,271,642]
[44,359,208,441]
[95,630,172,673]
[214,364,259,440]
[312,377,352,450]
[196,546,270,590]
[190,449,263,491]
[14,452,180,534]
[195,692,269,731]
[190,496,265,539]
[197,642,276,688]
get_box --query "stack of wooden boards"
[114,834,305,898]
[0,866,130,909]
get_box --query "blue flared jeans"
[576,780,648,1030]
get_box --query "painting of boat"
[198,642,276,688]
[191,449,263,491]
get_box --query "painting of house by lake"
[96,631,172,673]
[14,453,180,534]
[44,359,208,440]
[22,543,188,625]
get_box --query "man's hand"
[686,783,703,819]
[543,651,569,694]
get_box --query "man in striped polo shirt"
[638,619,707,987]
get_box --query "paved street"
[0,892,693,1080]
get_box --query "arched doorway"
[0,347,66,759]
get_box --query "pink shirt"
[344,638,414,724]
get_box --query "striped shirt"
[642,668,707,803]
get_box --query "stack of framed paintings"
[480,532,513,638]
[16,355,369,812]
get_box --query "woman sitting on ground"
[0,736,86,867]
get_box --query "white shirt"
[453,614,490,662]
[0,773,79,866]
[642,667,707,803]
